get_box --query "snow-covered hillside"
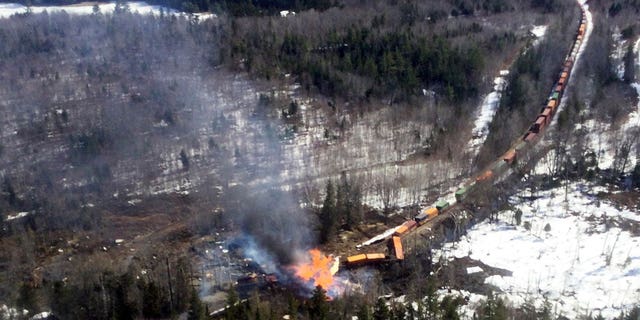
[0,2,215,19]
[436,181,640,319]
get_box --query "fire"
[292,249,340,290]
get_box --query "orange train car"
[503,149,517,164]
[345,253,387,266]
[390,236,404,260]
[547,99,557,112]
[559,76,567,86]
[540,107,553,125]
[476,170,493,183]
[532,116,546,132]
[394,220,417,237]
[415,207,439,225]
[524,131,537,142]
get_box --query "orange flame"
[292,249,339,290]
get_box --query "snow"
[436,289,487,319]
[610,29,628,80]
[544,36,640,174]
[466,24,548,157]
[435,181,640,319]
[32,312,51,319]
[530,25,548,39]
[0,2,174,18]
[624,38,640,131]
[5,211,31,221]
[467,74,508,155]
[0,305,27,319]
[466,266,483,274]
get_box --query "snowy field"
[435,181,640,319]
[0,2,215,19]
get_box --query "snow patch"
[5,211,31,221]
[466,266,483,274]
[0,2,215,20]
[435,181,640,319]
[467,73,508,155]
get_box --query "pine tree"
[225,287,242,319]
[188,288,205,320]
[309,285,329,320]
[319,181,337,244]
[440,295,462,320]
[16,281,38,314]
[392,302,407,320]
[373,298,390,320]
[357,304,372,320]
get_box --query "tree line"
[13,0,338,15]
[228,21,485,102]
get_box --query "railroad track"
[344,1,590,268]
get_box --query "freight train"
[345,7,588,268]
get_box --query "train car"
[523,131,537,142]
[555,84,563,93]
[415,207,438,225]
[455,186,469,202]
[578,24,586,36]
[565,59,573,68]
[394,220,417,236]
[540,107,553,125]
[345,253,387,266]
[560,72,568,81]
[390,236,404,260]
[435,200,449,211]
[365,253,386,263]
[493,160,507,174]
[476,169,493,183]
[503,149,517,164]
[531,116,546,133]
[547,99,557,112]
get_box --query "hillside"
[0,0,639,319]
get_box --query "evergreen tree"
[479,292,508,320]
[142,282,165,318]
[225,287,241,319]
[180,149,190,171]
[16,281,38,314]
[319,181,337,244]
[357,304,372,320]
[309,285,329,320]
[373,298,390,320]
[440,295,462,320]
[188,288,205,320]
[392,302,407,320]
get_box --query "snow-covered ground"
[0,2,172,18]
[435,181,640,319]
[466,73,508,155]
[0,2,215,19]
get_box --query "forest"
[0,0,639,318]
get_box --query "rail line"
[344,1,590,268]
